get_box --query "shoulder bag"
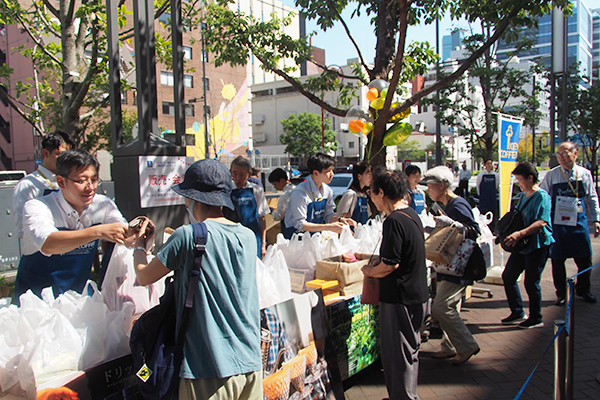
[496,193,537,253]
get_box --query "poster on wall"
[138,156,193,208]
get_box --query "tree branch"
[308,59,366,84]
[2,94,44,136]
[391,5,521,116]
[40,0,59,19]
[12,12,64,68]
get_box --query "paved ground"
[344,232,600,400]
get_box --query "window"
[203,77,209,91]
[132,90,137,105]
[348,141,355,149]
[201,50,209,63]
[183,46,192,60]
[184,104,195,117]
[161,71,174,86]
[184,74,193,88]
[162,101,175,115]
[159,12,171,25]
[121,90,127,105]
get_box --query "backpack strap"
[177,222,208,344]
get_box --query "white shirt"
[285,175,336,231]
[12,165,58,238]
[476,170,499,194]
[241,181,270,218]
[272,182,296,221]
[21,190,126,256]
[540,164,600,222]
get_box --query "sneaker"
[518,319,544,329]
[501,313,527,325]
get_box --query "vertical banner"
[498,113,524,217]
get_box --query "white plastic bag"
[281,232,318,271]
[101,244,164,315]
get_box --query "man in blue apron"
[14,149,129,304]
[284,153,356,239]
[268,168,296,237]
[12,131,75,240]
[540,142,600,306]
[476,158,499,233]
[225,157,270,258]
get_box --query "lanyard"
[38,169,57,190]
[559,167,579,198]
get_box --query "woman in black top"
[362,168,428,400]
[419,166,481,366]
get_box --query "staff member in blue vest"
[405,164,426,215]
[540,141,600,306]
[14,149,130,303]
[476,158,499,232]
[226,156,270,258]
[285,153,356,239]
[12,131,75,240]
[335,162,373,225]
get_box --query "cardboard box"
[315,253,372,296]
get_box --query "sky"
[281,0,600,67]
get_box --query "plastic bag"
[281,233,318,271]
[353,217,383,254]
[101,244,164,315]
[472,208,495,242]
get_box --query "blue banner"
[498,114,524,216]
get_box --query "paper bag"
[425,225,463,264]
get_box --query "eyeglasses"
[555,151,572,158]
[63,176,102,188]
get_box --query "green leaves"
[280,112,338,157]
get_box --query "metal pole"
[565,278,575,400]
[554,319,566,400]
[435,17,442,166]
[201,22,210,158]
[532,74,536,165]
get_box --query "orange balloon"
[366,88,379,102]
[349,119,365,133]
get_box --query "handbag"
[425,224,463,264]
[130,222,208,400]
[497,193,537,253]
[431,238,475,277]
[360,277,380,305]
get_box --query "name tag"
[554,196,578,226]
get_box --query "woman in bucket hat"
[132,159,262,400]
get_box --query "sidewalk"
[344,240,600,399]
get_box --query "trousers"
[552,256,592,298]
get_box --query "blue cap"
[172,159,235,210]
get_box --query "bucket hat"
[172,159,235,210]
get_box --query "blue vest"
[231,187,262,257]
[282,188,327,239]
[14,229,98,303]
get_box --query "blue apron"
[43,189,59,196]
[478,174,498,212]
[410,191,426,215]
[549,181,592,259]
[14,230,99,302]
[282,187,327,239]
[351,196,370,225]
[231,187,262,257]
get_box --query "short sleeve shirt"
[515,189,555,253]
[157,220,261,379]
[379,208,429,305]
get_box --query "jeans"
[502,246,550,322]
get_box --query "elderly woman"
[420,166,480,365]
[501,162,554,329]
[362,168,429,400]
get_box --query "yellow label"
[136,364,153,382]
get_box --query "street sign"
[448,137,455,144]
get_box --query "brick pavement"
[344,246,600,400]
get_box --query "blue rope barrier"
[567,261,600,280]
[513,324,565,400]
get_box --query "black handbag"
[496,193,537,253]
[130,222,207,400]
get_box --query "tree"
[280,112,337,160]
[0,0,198,147]
[201,0,570,166]
[422,26,539,161]
[397,140,425,163]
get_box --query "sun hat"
[172,159,235,210]
[418,166,454,186]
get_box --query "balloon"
[383,122,413,146]
[362,122,374,135]
[368,79,389,94]
[389,108,411,122]
[346,105,374,122]
[349,119,365,133]
[380,88,388,99]
[371,98,385,110]
[366,88,379,102]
